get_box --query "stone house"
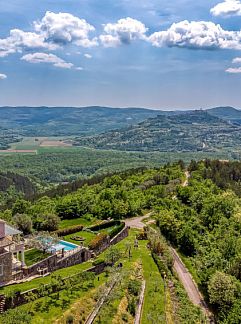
[0,220,24,285]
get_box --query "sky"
[0,0,241,109]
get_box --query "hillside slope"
[74,110,241,152]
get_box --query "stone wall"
[110,226,129,246]
[23,247,91,277]
[56,248,92,269]
[0,251,13,285]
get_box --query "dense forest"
[0,148,228,208]
[0,163,183,233]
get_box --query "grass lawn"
[99,224,119,235]
[59,217,100,229]
[63,231,96,247]
[25,249,51,267]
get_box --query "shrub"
[152,252,169,278]
[128,279,141,296]
[66,314,74,324]
[88,233,108,250]
[127,296,136,316]
[54,224,83,236]
[122,313,128,322]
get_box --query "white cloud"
[226,66,241,73]
[0,73,7,79]
[100,17,148,47]
[0,11,98,58]
[226,57,241,73]
[148,20,241,50]
[84,53,92,59]
[34,11,98,47]
[211,0,241,17]
[232,57,241,63]
[76,66,83,70]
[0,29,55,58]
[21,52,73,69]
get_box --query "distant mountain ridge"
[0,105,241,151]
[0,106,159,137]
[207,106,241,124]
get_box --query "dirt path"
[182,170,190,187]
[124,212,153,229]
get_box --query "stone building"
[0,220,24,285]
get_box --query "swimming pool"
[50,240,79,252]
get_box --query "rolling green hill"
[74,109,241,153]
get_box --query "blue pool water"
[51,240,78,252]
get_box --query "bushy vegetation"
[155,161,241,322]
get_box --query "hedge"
[54,224,84,237]
[87,220,121,232]
[109,222,125,239]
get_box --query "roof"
[0,236,13,248]
[5,224,22,236]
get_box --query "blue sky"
[0,0,241,109]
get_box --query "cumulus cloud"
[0,11,97,58]
[211,0,241,17]
[84,53,92,58]
[0,73,7,79]
[148,20,241,50]
[100,17,148,47]
[226,57,241,73]
[0,29,56,58]
[34,11,98,47]
[21,52,73,69]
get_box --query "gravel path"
[124,212,153,229]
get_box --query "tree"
[208,271,237,308]
[31,232,59,253]
[13,213,32,235]
[36,213,60,231]
[12,199,30,215]
[105,246,122,265]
